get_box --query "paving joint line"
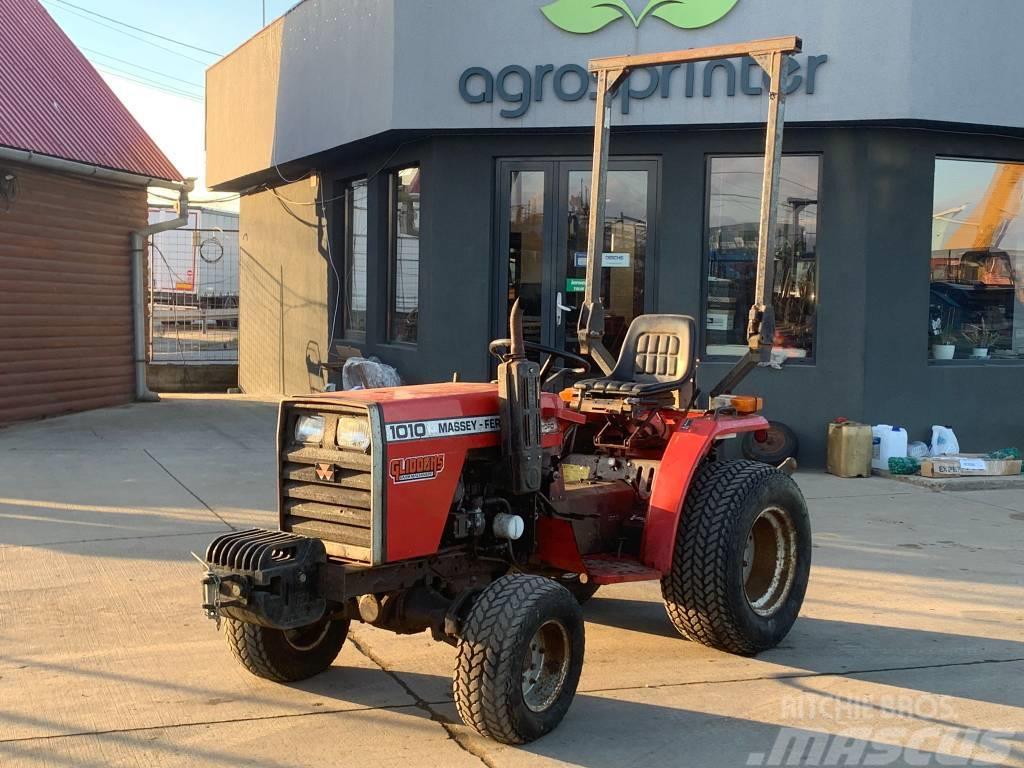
[0,529,231,551]
[579,656,1024,696]
[143,449,235,530]
[348,632,498,768]
[2,654,1019,748]
[949,493,1022,515]
[0,700,427,745]
[803,492,917,500]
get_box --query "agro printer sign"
[458,0,826,118]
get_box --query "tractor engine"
[273,393,543,571]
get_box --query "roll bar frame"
[577,36,803,397]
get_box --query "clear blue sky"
[39,0,299,198]
[41,0,297,102]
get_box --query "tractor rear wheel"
[224,616,349,682]
[454,575,584,744]
[661,459,811,656]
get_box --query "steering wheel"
[488,339,592,387]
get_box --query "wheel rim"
[742,505,798,617]
[521,620,571,713]
[283,617,332,651]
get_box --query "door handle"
[555,292,574,326]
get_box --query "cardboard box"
[920,455,1023,478]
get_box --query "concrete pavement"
[0,395,1021,767]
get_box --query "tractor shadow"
[292,660,1023,768]
[281,594,1024,767]
[581,596,1024,711]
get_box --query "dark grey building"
[206,0,1024,462]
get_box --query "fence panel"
[147,217,239,364]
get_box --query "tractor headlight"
[294,414,325,444]
[336,416,371,452]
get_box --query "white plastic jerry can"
[871,425,909,471]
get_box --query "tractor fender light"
[732,395,763,414]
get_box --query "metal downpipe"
[131,180,195,401]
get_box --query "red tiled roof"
[0,0,182,181]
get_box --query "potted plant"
[932,330,957,360]
[963,319,999,359]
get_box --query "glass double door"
[497,159,657,359]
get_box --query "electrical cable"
[47,0,223,56]
[82,47,205,89]
[149,190,240,204]
[91,58,204,95]
[41,0,214,66]
[274,164,313,185]
[319,172,343,356]
[93,64,203,101]
[267,140,420,206]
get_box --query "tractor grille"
[280,403,379,563]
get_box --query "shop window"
[705,155,820,360]
[389,167,420,344]
[930,158,1023,362]
[565,169,649,356]
[342,178,368,340]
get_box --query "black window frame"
[387,164,421,345]
[337,175,369,343]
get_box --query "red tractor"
[201,37,811,744]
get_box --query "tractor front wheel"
[224,616,349,682]
[661,459,811,655]
[454,575,584,744]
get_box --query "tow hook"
[201,569,223,626]
[194,552,245,627]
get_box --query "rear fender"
[641,414,769,572]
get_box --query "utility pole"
[262,0,266,27]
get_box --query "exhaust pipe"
[509,297,525,358]
[497,299,542,494]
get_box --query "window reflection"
[343,179,368,339]
[706,156,820,359]
[389,167,420,344]
[565,170,648,355]
[507,170,546,344]
[931,159,1024,361]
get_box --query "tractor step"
[583,555,662,585]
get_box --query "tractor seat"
[574,315,697,405]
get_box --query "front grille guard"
[277,399,386,565]
[200,528,327,629]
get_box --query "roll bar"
[577,36,803,396]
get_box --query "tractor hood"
[287,382,571,455]
[296,383,502,438]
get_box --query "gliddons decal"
[389,453,446,484]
